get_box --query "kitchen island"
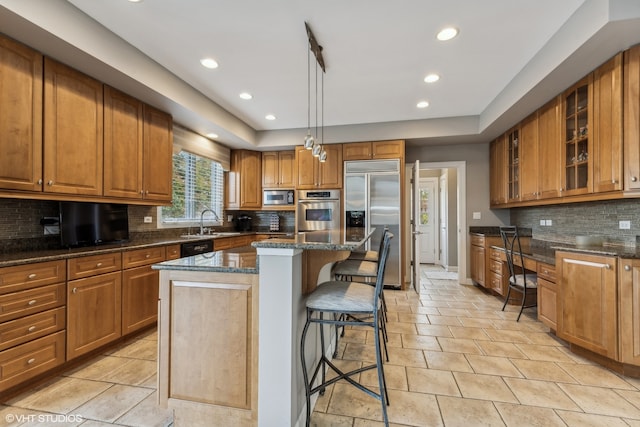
[153,229,374,427]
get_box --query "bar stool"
[500,226,537,321]
[300,232,393,427]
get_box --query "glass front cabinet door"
[562,75,593,196]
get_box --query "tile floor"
[3,265,640,426]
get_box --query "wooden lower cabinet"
[488,247,505,295]
[470,239,486,286]
[122,265,160,335]
[158,270,259,425]
[536,262,557,330]
[469,234,502,289]
[67,271,122,360]
[214,235,253,250]
[619,258,640,365]
[557,251,618,359]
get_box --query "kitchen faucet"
[200,208,220,235]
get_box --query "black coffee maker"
[235,215,252,232]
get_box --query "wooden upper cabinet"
[592,53,623,194]
[625,45,640,191]
[537,96,562,200]
[296,144,343,189]
[225,150,262,209]
[262,151,296,188]
[142,105,173,202]
[519,112,539,201]
[103,86,144,199]
[489,134,507,206]
[0,35,43,192]
[43,57,104,196]
[561,75,593,196]
[342,140,404,161]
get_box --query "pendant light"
[303,46,315,149]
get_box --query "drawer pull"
[625,265,631,271]
[28,273,37,279]
[632,176,638,182]
[605,264,611,270]
[72,287,78,294]
[96,262,103,267]
[145,254,151,258]
[27,358,36,364]
[27,299,37,306]
[28,326,36,332]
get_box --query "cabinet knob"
[27,273,37,280]
[145,254,151,258]
[27,299,37,306]
[605,264,611,269]
[96,262,102,267]
[47,180,53,186]
[612,179,618,184]
[27,358,36,365]
[28,326,36,332]
[72,287,78,294]
[37,179,43,185]
[140,190,144,194]
[625,265,632,271]
[632,176,638,182]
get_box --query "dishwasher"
[180,240,214,257]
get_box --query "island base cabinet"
[556,251,618,359]
[158,270,258,426]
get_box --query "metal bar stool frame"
[300,232,393,426]
[500,226,538,321]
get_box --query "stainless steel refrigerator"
[344,159,401,288]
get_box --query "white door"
[439,173,448,267]
[418,178,438,264]
[411,160,420,293]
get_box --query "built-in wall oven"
[296,189,341,231]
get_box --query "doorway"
[405,161,467,284]
[417,177,438,264]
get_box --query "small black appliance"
[235,215,252,232]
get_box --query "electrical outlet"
[540,219,545,226]
[472,212,481,220]
[546,219,553,226]
[143,216,153,223]
[620,220,631,229]
[227,215,233,222]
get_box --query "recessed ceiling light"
[424,73,440,83]
[265,114,276,120]
[200,58,218,69]
[128,0,143,2]
[206,133,219,139]
[417,101,430,109]
[437,27,458,41]
[239,92,253,100]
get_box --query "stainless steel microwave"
[263,189,295,206]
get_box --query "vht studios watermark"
[5,413,84,424]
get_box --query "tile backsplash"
[0,198,295,252]
[511,198,640,247]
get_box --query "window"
[158,151,224,227]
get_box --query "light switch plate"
[143,216,153,223]
[540,219,545,226]
[545,219,553,226]
[620,220,631,229]
[472,212,481,220]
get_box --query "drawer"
[166,244,181,260]
[68,252,122,280]
[470,234,485,246]
[489,247,504,260]
[123,246,166,269]
[537,262,556,282]
[0,283,66,323]
[490,258,503,273]
[0,331,65,392]
[0,260,66,295]
[0,307,65,352]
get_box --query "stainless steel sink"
[210,232,242,237]
[180,234,210,239]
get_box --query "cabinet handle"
[28,326,36,332]
[605,264,611,269]
[27,273,37,279]
[632,176,638,182]
[140,190,144,194]
[625,265,632,271]
[47,180,53,186]
[145,254,151,258]
[612,179,618,184]
[72,287,77,294]
[37,179,43,185]
[27,358,36,365]
[27,299,37,306]
[96,262,103,267]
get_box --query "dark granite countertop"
[469,226,532,237]
[0,231,284,268]
[152,246,258,274]
[252,228,375,251]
